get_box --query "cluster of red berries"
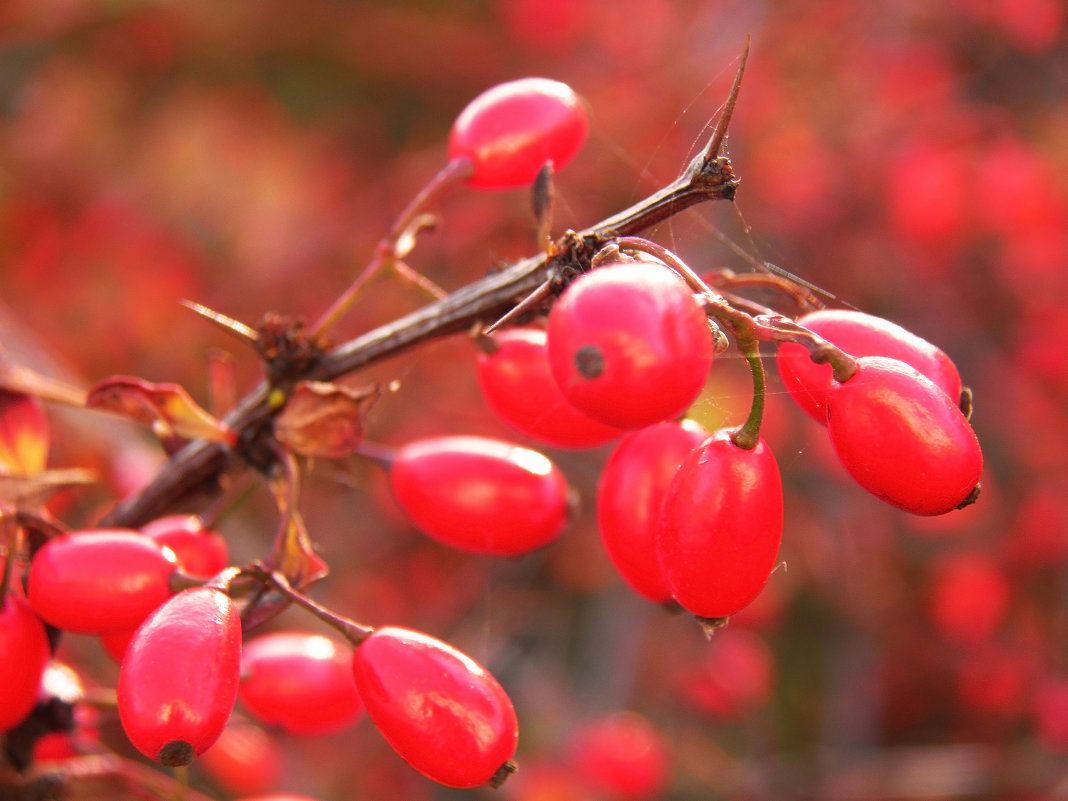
[1,74,985,798]
[6,520,519,787]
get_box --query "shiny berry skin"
[448,77,588,189]
[547,263,714,429]
[239,631,362,736]
[656,430,783,619]
[118,586,241,766]
[351,626,518,789]
[476,327,623,448]
[825,356,982,515]
[28,529,177,634]
[776,309,963,423]
[141,514,229,579]
[389,435,570,556]
[0,595,51,732]
[597,419,708,602]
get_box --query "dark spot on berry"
[159,739,195,767]
[574,345,605,379]
[488,760,518,789]
[957,482,981,510]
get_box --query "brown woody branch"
[100,74,743,530]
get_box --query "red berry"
[100,628,136,663]
[476,327,623,448]
[351,626,518,789]
[927,552,1010,645]
[389,435,570,556]
[569,712,669,801]
[825,356,982,515]
[198,722,284,796]
[776,309,963,424]
[142,514,229,579]
[28,529,177,634]
[0,594,51,732]
[678,628,775,720]
[1034,677,1068,748]
[239,631,362,736]
[547,263,714,429]
[448,77,588,189]
[118,586,241,766]
[596,419,708,602]
[656,430,783,619]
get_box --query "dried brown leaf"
[274,381,381,459]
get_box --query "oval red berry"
[239,631,362,736]
[477,327,624,449]
[448,77,588,190]
[547,263,714,429]
[657,430,783,619]
[28,529,177,634]
[389,435,570,556]
[118,586,241,766]
[141,514,229,579]
[825,356,982,515]
[0,595,51,733]
[597,419,708,602]
[351,626,518,789]
[777,309,963,424]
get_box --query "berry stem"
[610,237,725,300]
[730,337,767,451]
[354,440,398,469]
[311,156,475,338]
[246,564,375,645]
[750,314,859,382]
[704,269,823,312]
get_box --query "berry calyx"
[239,631,362,736]
[825,356,982,515]
[656,429,783,619]
[448,77,588,190]
[597,419,708,602]
[28,529,178,634]
[547,263,715,429]
[389,435,570,556]
[476,327,624,448]
[117,586,241,766]
[776,309,963,423]
[351,626,518,789]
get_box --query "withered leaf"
[86,376,237,446]
[0,467,97,507]
[274,381,381,459]
[0,358,88,408]
[265,468,328,592]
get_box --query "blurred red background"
[2,1,1066,799]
